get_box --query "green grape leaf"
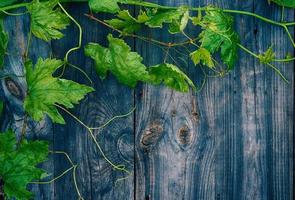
[144,8,185,28]
[198,8,239,70]
[0,130,49,200]
[148,63,196,92]
[24,58,94,124]
[85,34,150,87]
[85,35,195,92]
[0,21,8,69]
[105,7,190,34]
[168,10,189,34]
[191,9,202,26]
[105,10,142,34]
[0,0,18,7]
[88,0,120,13]
[269,0,295,8]
[190,48,215,68]
[258,47,275,64]
[27,0,70,42]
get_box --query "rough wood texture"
[135,0,294,200]
[0,0,293,200]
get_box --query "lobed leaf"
[105,10,142,34]
[190,48,215,68]
[149,63,196,92]
[198,8,239,70]
[27,0,70,42]
[105,7,190,34]
[24,58,94,124]
[0,130,49,200]
[85,34,195,92]
[85,34,150,87]
[144,8,184,28]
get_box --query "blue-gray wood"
[0,0,293,200]
[134,0,294,200]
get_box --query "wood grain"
[1,10,55,199]
[51,4,134,200]
[135,0,294,200]
[0,1,293,200]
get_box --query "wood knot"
[4,78,24,100]
[141,122,164,148]
[192,111,199,122]
[177,125,192,145]
[171,110,177,117]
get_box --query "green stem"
[54,104,131,176]
[58,2,82,63]
[238,43,295,62]
[221,9,283,26]
[31,166,74,184]
[121,1,295,27]
[282,25,295,47]
[31,150,84,200]
[67,63,93,85]
[237,43,259,58]
[281,6,285,22]
[57,2,83,77]
[91,107,136,130]
[266,63,289,83]
[0,10,28,16]
[274,57,295,62]
[0,2,30,11]
[237,44,289,82]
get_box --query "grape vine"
[0,0,294,199]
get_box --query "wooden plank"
[135,1,294,200]
[51,4,134,200]
[252,1,294,199]
[0,3,135,200]
[1,11,55,199]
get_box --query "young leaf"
[190,48,215,68]
[269,0,295,8]
[27,0,70,42]
[88,0,120,13]
[168,10,189,34]
[191,9,202,26]
[24,58,94,124]
[148,63,196,92]
[85,34,150,87]
[258,47,275,64]
[144,8,185,28]
[0,130,49,200]
[198,8,239,70]
[105,10,142,34]
[0,21,8,69]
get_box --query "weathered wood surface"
[0,0,293,199]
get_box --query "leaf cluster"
[85,34,195,92]
[0,130,49,200]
